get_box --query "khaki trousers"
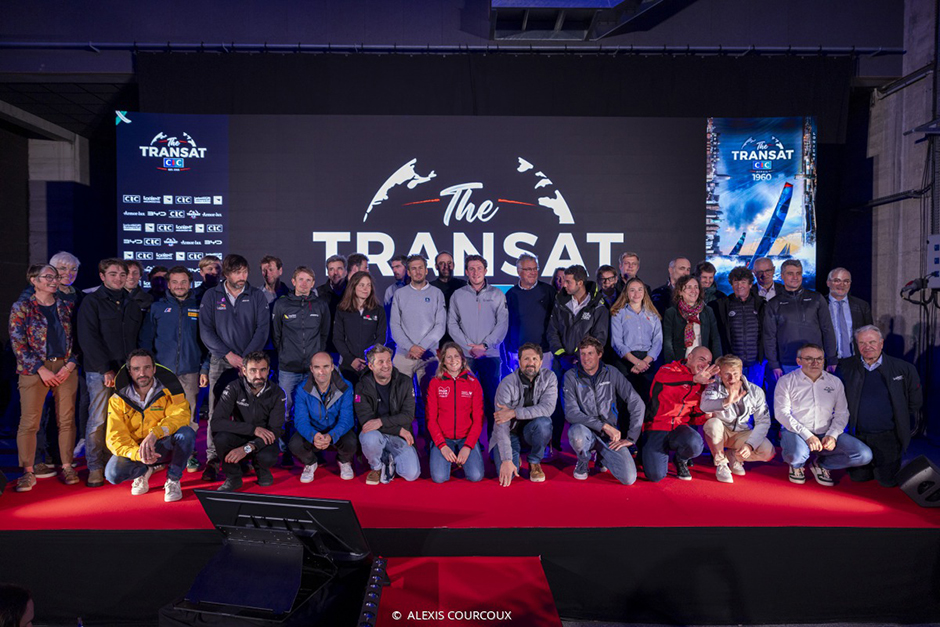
[702,417,775,466]
[17,360,78,468]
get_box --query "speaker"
[898,455,940,508]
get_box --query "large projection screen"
[118,112,708,290]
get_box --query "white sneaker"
[730,461,746,476]
[131,467,154,496]
[164,478,182,502]
[715,464,734,484]
[300,463,317,483]
[339,461,354,480]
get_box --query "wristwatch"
[243,444,253,454]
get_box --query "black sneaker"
[256,467,274,487]
[217,476,243,492]
[675,458,692,481]
[201,459,219,482]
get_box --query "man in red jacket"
[641,346,719,482]
[426,342,485,483]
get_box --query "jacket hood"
[302,368,350,395]
[555,280,602,308]
[114,361,184,404]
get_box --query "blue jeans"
[359,430,421,481]
[568,423,638,485]
[780,430,873,470]
[105,427,196,484]
[429,438,484,483]
[640,425,704,482]
[492,416,552,468]
[84,372,114,472]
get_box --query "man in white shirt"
[774,343,872,486]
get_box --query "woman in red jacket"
[427,342,485,483]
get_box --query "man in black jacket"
[837,326,922,487]
[763,259,837,380]
[711,266,764,386]
[77,258,144,488]
[650,257,691,316]
[545,264,610,451]
[354,344,420,485]
[211,351,286,491]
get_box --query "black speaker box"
[898,455,940,508]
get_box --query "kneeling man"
[105,349,195,502]
[290,352,357,483]
[491,343,556,486]
[565,336,645,485]
[355,344,421,484]
[211,351,286,491]
[775,343,872,486]
[699,355,775,483]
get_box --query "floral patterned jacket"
[9,295,77,375]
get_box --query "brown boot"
[529,463,546,483]
[86,468,105,488]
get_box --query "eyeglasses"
[600,276,618,284]
[830,278,852,284]
[798,356,825,363]
[38,274,59,282]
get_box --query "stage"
[2,448,939,625]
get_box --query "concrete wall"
[867,0,937,426]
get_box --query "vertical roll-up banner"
[706,117,817,290]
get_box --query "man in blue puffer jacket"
[139,266,209,472]
[289,352,357,483]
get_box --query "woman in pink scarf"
[662,275,722,363]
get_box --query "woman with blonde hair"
[610,277,662,403]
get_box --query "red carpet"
[374,556,561,627]
[2,450,938,530]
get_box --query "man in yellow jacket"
[105,348,195,502]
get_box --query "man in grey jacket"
[389,255,447,396]
[491,343,556,486]
[564,336,645,485]
[699,354,775,483]
[448,255,509,432]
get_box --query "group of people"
[6,246,922,499]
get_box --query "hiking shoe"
[789,465,806,484]
[186,454,199,473]
[33,463,56,479]
[675,458,692,481]
[86,468,105,488]
[366,469,382,485]
[16,472,36,492]
[256,467,274,487]
[131,468,154,496]
[810,460,834,486]
[300,463,317,483]
[201,459,219,482]
[339,461,354,481]
[573,459,589,480]
[217,476,243,492]
[61,466,80,485]
[529,462,546,483]
[715,464,733,484]
[164,478,182,502]
[730,461,746,476]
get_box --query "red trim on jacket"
[426,370,485,450]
